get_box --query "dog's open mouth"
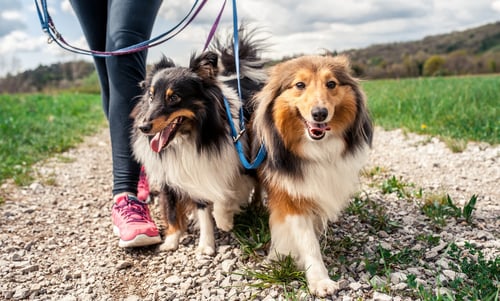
[150,117,183,153]
[305,121,331,140]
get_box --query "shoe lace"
[115,197,152,223]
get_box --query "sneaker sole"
[113,225,162,248]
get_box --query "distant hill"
[1,21,499,93]
[340,21,500,78]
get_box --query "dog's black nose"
[311,107,328,122]
[139,123,152,133]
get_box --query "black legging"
[71,0,162,196]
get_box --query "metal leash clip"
[233,128,246,143]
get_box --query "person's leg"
[105,0,163,197]
[105,0,163,247]
[69,0,111,118]
[71,0,163,247]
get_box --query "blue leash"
[223,0,267,170]
[34,0,213,57]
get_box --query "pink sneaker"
[112,194,161,248]
[137,166,150,202]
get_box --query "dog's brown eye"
[169,94,180,103]
[295,82,306,90]
[326,81,337,89]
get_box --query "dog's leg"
[212,202,236,232]
[212,177,254,231]
[195,203,215,255]
[268,192,339,297]
[158,187,187,252]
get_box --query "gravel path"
[0,127,498,300]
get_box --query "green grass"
[238,254,308,299]
[362,75,500,145]
[232,200,271,259]
[0,93,105,185]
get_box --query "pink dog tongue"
[309,122,331,132]
[307,122,331,138]
[150,128,171,153]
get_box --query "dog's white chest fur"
[133,135,253,204]
[271,136,368,220]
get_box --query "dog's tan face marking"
[166,88,174,99]
[148,109,195,134]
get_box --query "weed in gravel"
[232,201,271,259]
[380,175,414,198]
[406,274,455,301]
[240,254,308,298]
[365,245,423,277]
[321,228,368,280]
[461,195,477,224]
[447,242,500,300]
[406,242,499,301]
[416,234,441,247]
[361,166,387,178]
[420,194,477,227]
[346,194,400,233]
[443,137,468,153]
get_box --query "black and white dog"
[131,27,267,255]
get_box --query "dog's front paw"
[214,215,233,232]
[309,278,339,297]
[196,244,215,256]
[159,232,181,251]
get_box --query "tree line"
[0,61,95,94]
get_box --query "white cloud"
[60,0,74,14]
[1,10,24,21]
[492,0,500,12]
[0,31,45,54]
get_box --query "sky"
[1,0,499,77]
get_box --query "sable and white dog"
[252,55,373,296]
[131,29,266,255]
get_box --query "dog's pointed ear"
[141,55,176,90]
[190,51,219,81]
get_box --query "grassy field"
[0,93,105,185]
[362,74,500,146]
[0,74,498,185]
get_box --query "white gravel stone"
[390,272,407,284]
[373,291,393,301]
[349,282,363,290]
